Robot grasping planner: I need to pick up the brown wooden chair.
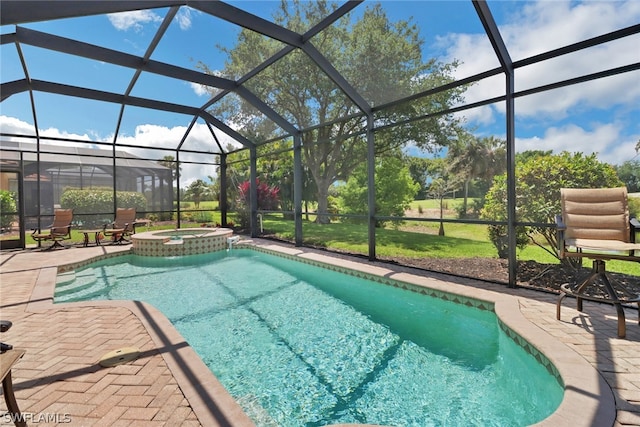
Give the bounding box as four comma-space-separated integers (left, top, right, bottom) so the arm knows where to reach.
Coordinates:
31, 209, 73, 250
556, 187, 640, 338
103, 208, 136, 244
1, 320, 26, 427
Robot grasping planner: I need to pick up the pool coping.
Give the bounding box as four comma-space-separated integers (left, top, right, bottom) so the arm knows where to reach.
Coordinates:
27, 239, 616, 427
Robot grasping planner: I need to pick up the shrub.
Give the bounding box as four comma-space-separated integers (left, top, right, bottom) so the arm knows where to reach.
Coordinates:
482, 152, 622, 259
60, 187, 147, 227
0, 190, 17, 230
235, 180, 280, 229
628, 196, 640, 218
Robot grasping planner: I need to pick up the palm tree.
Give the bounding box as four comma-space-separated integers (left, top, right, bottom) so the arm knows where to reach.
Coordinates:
184, 179, 211, 209
158, 155, 181, 181
448, 134, 506, 217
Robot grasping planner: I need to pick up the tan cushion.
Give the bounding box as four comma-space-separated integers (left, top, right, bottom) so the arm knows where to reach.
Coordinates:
561, 187, 630, 242
566, 238, 640, 252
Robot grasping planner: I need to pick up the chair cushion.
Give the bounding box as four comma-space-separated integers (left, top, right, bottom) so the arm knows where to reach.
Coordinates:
561, 187, 630, 242
566, 238, 640, 252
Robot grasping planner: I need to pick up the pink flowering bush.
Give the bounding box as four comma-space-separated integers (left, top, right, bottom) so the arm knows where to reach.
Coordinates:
236, 180, 279, 229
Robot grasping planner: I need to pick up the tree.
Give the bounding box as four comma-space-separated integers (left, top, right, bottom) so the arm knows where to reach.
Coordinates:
448, 133, 506, 217
614, 160, 640, 193
406, 156, 431, 200
482, 151, 623, 260
426, 158, 463, 236
0, 190, 17, 231
202, 1, 464, 223
184, 179, 211, 209
339, 154, 418, 227
158, 155, 180, 181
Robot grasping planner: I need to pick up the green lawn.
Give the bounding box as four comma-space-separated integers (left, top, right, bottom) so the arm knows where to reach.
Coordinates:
261, 214, 640, 277
14, 200, 639, 278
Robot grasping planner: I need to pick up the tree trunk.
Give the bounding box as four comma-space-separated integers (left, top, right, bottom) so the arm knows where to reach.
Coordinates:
315, 182, 331, 224
462, 179, 469, 219
438, 196, 445, 236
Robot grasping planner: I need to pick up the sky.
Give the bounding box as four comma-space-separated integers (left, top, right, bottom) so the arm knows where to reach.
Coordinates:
1, 0, 639, 186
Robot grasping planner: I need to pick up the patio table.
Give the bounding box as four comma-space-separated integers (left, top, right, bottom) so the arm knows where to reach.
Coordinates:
78, 229, 103, 247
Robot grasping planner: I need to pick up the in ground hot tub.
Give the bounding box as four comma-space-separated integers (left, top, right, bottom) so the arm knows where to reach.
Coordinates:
132, 228, 235, 256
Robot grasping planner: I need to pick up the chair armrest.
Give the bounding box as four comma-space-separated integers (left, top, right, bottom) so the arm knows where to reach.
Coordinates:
631, 217, 640, 243
555, 214, 567, 258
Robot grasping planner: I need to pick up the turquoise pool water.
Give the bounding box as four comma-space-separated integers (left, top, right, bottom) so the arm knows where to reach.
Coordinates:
55, 249, 563, 426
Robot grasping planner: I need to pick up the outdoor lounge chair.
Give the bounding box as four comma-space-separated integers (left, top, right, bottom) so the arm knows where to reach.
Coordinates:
103, 208, 136, 244
555, 187, 640, 338
31, 209, 73, 250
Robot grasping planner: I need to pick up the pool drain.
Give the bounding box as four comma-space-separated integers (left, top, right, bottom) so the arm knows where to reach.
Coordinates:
99, 347, 141, 367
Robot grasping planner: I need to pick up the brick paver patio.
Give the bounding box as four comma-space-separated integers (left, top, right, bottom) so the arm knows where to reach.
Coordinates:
1, 242, 639, 426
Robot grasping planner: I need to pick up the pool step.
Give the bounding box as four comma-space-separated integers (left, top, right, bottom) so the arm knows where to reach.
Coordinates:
55, 268, 103, 301
55, 282, 107, 302
163, 237, 184, 245
236, 395, 277, 427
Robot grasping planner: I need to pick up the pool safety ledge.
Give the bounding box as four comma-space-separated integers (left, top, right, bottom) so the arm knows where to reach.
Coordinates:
131, 227, 234, 256
38, 240, 616, 427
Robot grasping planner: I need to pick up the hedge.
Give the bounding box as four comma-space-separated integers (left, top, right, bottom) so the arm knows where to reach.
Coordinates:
60, 187, 147, 227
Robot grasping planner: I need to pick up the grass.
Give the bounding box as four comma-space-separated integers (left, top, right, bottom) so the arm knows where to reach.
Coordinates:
261, 214, 640, 277
10, 199, 639, 278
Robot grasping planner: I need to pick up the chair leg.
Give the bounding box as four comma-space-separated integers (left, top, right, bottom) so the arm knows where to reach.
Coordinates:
556, 291, 567, 320
44, 239, 65, 251
574, 268, 599, 313
2, 371, 26, 427
560, 259, 631, 339
614, 303, 626, 339
600, 267, 627, 338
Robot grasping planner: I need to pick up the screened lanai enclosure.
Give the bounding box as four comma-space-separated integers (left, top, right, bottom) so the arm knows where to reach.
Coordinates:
1, 1, 639, 286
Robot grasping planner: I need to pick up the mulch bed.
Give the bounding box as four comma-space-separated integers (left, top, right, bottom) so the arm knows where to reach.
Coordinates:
382, 255, 640, 297
251, 234, 640, 298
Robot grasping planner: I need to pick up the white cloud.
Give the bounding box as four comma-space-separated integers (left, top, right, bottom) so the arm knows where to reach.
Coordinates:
0, 116, 246, 186
189, 82, 210, 97
107, 10, 163, 32
0, 115, 35, 136
515, 122, 638, 165
105, 123, 243, 186
0, 115, 102, 148
440, 0, 640, 120
176, 8, 194, 30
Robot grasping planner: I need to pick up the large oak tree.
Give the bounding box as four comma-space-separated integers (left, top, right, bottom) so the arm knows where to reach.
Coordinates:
202, 1, 464, 222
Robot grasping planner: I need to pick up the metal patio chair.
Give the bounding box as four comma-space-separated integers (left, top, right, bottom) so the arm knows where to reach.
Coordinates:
31, 208, 73, 250
103, 208, 136, 244
556, 187, 640, 338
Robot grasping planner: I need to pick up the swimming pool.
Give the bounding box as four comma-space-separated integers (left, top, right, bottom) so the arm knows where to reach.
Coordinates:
55, 249, 563, 426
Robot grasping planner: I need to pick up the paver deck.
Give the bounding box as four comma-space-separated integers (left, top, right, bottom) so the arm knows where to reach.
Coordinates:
1, 241, 639, 426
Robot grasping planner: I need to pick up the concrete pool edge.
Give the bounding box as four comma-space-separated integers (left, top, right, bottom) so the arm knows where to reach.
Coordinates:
31, 240, 615, 427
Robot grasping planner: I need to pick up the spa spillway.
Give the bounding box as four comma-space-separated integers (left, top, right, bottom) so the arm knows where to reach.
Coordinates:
132, 228, 235, 256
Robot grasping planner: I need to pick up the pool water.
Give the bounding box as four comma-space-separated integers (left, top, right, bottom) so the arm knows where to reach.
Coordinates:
55, 249, 563, 426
